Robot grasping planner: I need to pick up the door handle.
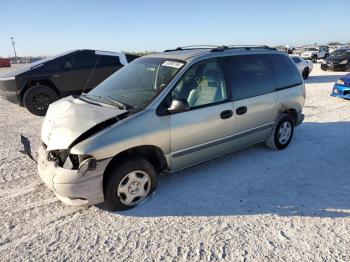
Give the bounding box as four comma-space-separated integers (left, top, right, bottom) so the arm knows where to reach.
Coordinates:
236, 106, 247, 115
220, 110, 233, 119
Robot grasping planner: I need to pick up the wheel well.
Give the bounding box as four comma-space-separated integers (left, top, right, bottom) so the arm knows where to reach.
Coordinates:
283, 108, 297, 125
102, 145, 168, 188
21, 80, 60, 105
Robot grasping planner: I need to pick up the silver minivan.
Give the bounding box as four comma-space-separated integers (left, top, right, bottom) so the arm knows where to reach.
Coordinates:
38, 46, 305, 211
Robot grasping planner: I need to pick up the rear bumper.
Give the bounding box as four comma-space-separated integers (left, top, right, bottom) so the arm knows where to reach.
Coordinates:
331, 84, 350, 100
37, 146, 111, 206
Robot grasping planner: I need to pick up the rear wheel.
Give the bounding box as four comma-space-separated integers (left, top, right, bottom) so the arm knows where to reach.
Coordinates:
312, 56, 317, 63
302, 67, 310, 79
265, 114, 294, 150
23, 85, 59, 116
104, 157, 157, 211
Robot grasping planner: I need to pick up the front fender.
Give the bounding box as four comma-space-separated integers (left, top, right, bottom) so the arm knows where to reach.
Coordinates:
70, 109, 171, 161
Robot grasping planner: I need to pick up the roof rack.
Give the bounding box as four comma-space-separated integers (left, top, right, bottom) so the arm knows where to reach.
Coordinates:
211, 45, 277, 52
164, 45, 277, 53
164, 45, 220, 52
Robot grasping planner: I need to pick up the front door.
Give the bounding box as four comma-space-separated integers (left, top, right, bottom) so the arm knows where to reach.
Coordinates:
169, 59, 235, 171
61, 50, 97, 96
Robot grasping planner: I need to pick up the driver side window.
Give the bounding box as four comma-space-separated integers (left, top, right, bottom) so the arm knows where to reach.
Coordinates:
171, 59, 227, 108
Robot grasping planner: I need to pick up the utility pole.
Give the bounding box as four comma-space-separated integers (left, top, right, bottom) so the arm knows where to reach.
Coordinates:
10, 37, 17, 62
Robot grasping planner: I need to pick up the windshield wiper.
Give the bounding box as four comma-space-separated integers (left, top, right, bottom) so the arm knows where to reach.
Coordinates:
104, 96, 128, 110
81, 93, 101, 99
80, 93, 131, 110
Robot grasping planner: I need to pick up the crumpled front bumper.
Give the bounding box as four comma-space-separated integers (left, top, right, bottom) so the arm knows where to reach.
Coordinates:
37, 146, 111, 206
331, 84, 350, 100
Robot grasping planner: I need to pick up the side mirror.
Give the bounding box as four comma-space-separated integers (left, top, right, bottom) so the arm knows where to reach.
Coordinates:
167, 98, 189, 114
63, 61, 73, 70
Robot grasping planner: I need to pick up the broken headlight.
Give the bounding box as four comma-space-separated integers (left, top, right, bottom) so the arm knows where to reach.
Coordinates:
64, 153, 96, 175
77, 158, 97, 176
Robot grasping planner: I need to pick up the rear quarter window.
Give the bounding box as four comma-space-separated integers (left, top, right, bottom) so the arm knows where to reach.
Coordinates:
221, 54, 275, 101
269, 54, 302, 90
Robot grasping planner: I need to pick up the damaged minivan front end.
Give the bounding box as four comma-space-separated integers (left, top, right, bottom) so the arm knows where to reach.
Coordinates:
38, 95, 130, 206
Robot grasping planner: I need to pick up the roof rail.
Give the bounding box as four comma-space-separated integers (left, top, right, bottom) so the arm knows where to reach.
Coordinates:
164, 45, 220, 52
164, 45, 277, 53
211, 45, 277, 52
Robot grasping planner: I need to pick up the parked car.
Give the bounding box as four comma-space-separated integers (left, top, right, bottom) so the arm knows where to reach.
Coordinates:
301, 46, 329, 62
38, 45, 305, 211
0, 50, 139, 116
321, 48, 350, 71
291, 56, 313, 79
0, 58, 11, 67
331, 74, 350, 99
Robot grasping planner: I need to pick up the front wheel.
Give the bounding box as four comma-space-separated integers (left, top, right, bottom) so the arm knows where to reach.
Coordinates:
23, 85, 59, 116
265, 114, 294, 150
104, 157, 157, 211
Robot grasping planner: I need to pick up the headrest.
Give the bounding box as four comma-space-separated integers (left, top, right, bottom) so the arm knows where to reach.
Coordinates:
203, 70, 219, 87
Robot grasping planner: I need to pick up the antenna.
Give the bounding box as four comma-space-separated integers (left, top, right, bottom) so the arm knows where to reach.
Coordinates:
10, 37, 17, 62
81, 55, 101, 94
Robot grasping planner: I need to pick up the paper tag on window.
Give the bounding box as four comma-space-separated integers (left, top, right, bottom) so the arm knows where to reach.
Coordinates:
162, 61, 184, 68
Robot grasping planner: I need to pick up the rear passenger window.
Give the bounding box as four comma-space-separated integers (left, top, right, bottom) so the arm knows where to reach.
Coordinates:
269, 54, 302, 90
98, 55, 121, 66
221, 55, 274, 100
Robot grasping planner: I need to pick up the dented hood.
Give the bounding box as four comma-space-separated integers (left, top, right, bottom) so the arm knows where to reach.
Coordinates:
41, 96, 126, 151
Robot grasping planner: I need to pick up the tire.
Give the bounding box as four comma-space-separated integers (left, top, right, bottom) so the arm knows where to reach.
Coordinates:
302, 67, 310, 79
23, 85, 59, 116
104, 157, 157, 211
265, 114, 294, 150
312, 56, 317, 63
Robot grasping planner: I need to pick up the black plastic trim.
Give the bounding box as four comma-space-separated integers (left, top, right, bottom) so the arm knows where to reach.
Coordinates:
275, 82, 302, 91
69, 112, 130, 149
172, 124, 273, 158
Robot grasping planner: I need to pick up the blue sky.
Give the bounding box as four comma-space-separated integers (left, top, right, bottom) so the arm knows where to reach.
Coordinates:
1, 0, 349, 57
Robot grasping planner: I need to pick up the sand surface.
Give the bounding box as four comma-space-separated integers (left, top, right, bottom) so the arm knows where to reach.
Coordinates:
0, 63, 349, 261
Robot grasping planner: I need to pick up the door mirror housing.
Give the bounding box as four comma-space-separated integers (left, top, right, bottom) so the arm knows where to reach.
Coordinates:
63, 61, 73, 70
167, 98, 190, 114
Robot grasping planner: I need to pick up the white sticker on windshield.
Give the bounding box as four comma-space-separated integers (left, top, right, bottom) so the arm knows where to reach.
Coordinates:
162, 61, 184, 68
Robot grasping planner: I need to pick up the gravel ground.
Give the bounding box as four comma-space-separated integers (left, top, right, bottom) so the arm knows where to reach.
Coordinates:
0, 63, 349, 261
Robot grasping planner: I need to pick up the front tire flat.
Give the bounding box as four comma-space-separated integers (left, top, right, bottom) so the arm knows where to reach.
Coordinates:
104, 157, 157, 211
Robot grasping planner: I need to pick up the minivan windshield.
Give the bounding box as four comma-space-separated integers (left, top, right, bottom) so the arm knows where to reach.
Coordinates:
330, 49, 350, 59
85, 57, 185, 110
